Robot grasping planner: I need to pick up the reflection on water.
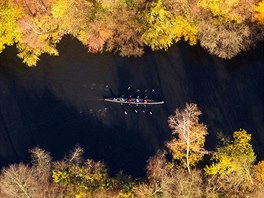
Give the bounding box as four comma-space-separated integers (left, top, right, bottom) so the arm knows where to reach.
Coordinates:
0, 37, 263, 177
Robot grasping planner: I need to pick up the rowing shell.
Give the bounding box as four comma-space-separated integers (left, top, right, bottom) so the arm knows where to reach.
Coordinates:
105, 98, 164, 105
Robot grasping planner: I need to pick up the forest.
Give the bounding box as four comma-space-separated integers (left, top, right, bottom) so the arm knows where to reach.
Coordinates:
1, 0, 264, 66
0, 103, 263, 198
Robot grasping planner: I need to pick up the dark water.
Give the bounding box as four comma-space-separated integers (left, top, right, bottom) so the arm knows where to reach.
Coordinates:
0, 36, 263, 177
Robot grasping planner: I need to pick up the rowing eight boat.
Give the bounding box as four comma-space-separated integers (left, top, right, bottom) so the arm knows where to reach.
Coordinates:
105, 98, 164, 105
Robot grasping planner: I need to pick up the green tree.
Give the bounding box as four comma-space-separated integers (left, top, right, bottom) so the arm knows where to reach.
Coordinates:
166, 103, 208, 174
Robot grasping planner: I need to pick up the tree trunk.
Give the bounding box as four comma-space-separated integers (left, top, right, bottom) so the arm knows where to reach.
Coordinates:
186, 139, 191, 174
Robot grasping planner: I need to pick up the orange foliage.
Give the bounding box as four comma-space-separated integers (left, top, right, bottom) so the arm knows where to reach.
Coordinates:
254, 0, 264, 24
9, 0, 53, 16
255, 160, 264, 183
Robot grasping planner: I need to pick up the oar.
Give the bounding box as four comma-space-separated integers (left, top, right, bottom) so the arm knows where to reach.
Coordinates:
121, 86, 131, 98
144, 89, 155, 99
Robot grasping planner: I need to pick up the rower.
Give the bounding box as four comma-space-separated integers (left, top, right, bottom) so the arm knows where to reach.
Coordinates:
128, 98, 133, 102
144, 99, 148, 103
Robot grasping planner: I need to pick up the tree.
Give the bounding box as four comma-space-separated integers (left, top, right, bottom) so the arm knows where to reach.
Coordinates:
9, 0, 53, 16
0, 1, 23, 53
198, 0, 257, 23
0, 147, 56, 198
30, 147, 52, 182
139, 0, 176, 50
52, 146, 110, 197
52, 0, 113, 53
254, 160, 264, 183
166, 103, 208, 174
139, 0, 197, 51
134, 150, 203, 198
163, 0, 200, 45
254, 0, 264, 25
105, 0, 144, 57
0, 164, 39, 198
196, 0, 258, 59
205, 129, 256, 197
197, 15, 253, 59
15, 15, 61, 66
5, 0, 63, 66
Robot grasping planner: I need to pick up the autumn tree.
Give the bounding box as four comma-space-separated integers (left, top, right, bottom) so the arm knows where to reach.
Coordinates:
134, 150, 203, 198
205, 129, 256, 197
254, 0, 264, 24
198, 0, 257, 23
0, 163, 40, 198
255, 160, 264, 183
6, 0, 63, 66
15, 15, 61, 66
197, 16, 254, 59
162, 0, 199, 45
248, 160, 264, 197
52, 146, 112, 197
196, 0, 259, 59
0, 148, 57, 198
30, 147, 52, 182
0, 1, 23, 53
9, 0, 53, 16
139, 0, 197, 51
166, 103, 207, 174
104, 0, 144, 57
52, 0, 113, 53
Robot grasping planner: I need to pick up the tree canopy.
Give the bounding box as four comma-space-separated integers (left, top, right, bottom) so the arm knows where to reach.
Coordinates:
1, 0, 264, 66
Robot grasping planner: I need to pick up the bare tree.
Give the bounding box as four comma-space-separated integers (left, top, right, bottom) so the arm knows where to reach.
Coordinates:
134, 150, 203, 198
166, 103, 207, 174
0, 164, 38, 198
30, 147, 52, 182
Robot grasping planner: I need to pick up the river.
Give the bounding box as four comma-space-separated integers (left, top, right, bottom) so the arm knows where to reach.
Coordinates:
0, 36, 263, 177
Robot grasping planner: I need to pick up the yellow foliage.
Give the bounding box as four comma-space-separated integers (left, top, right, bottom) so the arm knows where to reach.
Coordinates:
17, 42, 58, 67
0, 2, 23, 53
174, 16, 197, 45
52, 159, 109, 196
254, 0, 264, 25
205, 129, 255, 179
51, 0, 93, 37
198, 0, 247, 23
52, 170, 71, 183
51, 0, 68, 18
166, 103, 207, 172
140, 0, 176, 50
140, 0, 197, 51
